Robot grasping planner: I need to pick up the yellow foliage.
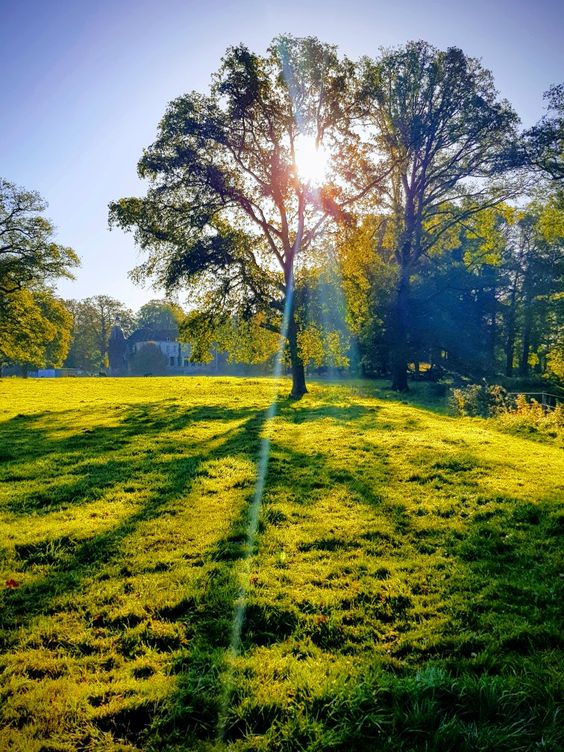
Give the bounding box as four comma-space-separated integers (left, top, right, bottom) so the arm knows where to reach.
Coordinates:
0, 289, 72, 367
538, 198, 564, 242
297, 326, 349, 368
297, 326, 325, 367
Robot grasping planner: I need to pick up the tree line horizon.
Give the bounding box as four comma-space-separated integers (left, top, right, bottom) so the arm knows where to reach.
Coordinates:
1, 36, 562, 393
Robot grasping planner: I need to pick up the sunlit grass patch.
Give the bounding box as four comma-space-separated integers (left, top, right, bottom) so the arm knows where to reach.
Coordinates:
0, 376, 562, 750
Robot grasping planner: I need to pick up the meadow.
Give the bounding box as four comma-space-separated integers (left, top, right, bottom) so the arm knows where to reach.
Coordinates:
0, 376, 562, 751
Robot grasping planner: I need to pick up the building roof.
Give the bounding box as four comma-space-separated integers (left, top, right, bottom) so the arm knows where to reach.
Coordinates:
109, 325, 125, 342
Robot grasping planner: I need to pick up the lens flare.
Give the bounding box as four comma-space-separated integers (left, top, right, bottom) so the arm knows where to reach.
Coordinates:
294, 134, 330, 186
216, 277, 296, 741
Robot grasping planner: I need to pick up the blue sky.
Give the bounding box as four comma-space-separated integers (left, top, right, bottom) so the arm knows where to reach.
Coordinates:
1, 0, 562, 311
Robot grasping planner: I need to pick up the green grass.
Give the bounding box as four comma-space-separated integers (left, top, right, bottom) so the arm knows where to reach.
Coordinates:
0, 376, 562, 751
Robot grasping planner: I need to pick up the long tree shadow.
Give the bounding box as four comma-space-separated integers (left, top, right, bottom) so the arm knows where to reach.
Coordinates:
1, 395, 562, 751
141, 404, 396, 747
0, 402, 271, 628
1, 398, 286, 748
154, 421, 563, 749
0, 403, 262, 516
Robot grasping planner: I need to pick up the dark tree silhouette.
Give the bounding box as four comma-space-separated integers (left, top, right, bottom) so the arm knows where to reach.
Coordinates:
361, 41, 520, 390
109, 36, 382, 398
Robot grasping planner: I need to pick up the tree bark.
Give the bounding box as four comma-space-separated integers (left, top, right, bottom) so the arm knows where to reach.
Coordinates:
519, 303, 533, 377
488, 277, 497, 370
504, 315, 515, 377
519, 270, 533, 378
391, 270, 410, 391
287, 309, 307, 399
504, 275, 519, 377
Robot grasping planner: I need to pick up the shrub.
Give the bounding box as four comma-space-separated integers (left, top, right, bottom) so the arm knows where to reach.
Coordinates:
129, 343, 168, 375
449, 385, 562, 439
494, 394, 563, 437
449, 384, 489, 417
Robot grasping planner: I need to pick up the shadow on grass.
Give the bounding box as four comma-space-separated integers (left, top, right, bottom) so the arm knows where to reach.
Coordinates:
0, 403, 268, 749
0, 406, 274, 640
1, 404, 263, 515
325, 378, 451, 416
0, 394, 562, 751
148, 421, 563, 750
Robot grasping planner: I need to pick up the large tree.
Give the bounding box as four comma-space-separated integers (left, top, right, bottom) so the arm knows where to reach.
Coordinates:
109, 36, 381, 397
510, 199, 564, 379
0, 289, 72, 372
360, 41, 520, 390
136, 299, 185, 332
523, 84, 564, 182
64, 295, 134, 371
0, 178, 79, 297
0, 179, 78, 373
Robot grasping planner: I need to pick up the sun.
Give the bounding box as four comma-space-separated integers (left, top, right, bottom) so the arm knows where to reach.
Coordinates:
293, 134, 330, 186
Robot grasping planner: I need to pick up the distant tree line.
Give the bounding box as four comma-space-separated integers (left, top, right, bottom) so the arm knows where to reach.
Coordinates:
0, 275, 186, 375
62, 297, 184, 372
339, 196, 563, 385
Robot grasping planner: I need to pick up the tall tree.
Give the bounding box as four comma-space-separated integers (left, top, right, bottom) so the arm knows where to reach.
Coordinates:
404, 209, 509, 379
0, 289, 72, 372
513, 200, 564, 378
360, 41, 520, 390
0, 178, 79, 297
0, 178, 78, 373
86, 295, 135, 361
136, 299, 185, 332
109, 36, 381, 397
523, 84, 564, 182
64, 296, 134, 371
336, 216, 397, 376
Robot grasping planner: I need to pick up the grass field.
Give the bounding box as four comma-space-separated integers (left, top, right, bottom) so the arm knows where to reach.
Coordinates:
0, 376, 562, 751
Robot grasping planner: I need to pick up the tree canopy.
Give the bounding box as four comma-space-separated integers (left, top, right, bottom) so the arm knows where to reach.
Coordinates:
523, 84, 564, 182
109, 38, 536, 393
136, 299, 185, 332
109, 35, 384, 397
0, 179, 78, 372
64, 296, 135, 371
0, 289, 72, 370
359, 41, 520, 389
0, 179, 79, 297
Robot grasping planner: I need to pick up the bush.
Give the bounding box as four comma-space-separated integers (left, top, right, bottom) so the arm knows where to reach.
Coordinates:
450, 385, 563, 439
494, 394, 563, 438
449, 384, 490, 417
129, 343, 168, 375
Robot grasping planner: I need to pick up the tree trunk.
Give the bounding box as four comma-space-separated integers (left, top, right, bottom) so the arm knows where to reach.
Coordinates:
504, 278, 518, 377
391, 271, 409, 391
287, 310, 307, 399
504, 317, 515, 377
519, 305, 533, 377
519, 270, 533, 378
488, 279, 497, 370
505, 329, 515, 377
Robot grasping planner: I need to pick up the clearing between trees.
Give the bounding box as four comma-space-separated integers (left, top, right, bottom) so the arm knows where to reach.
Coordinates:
0, 377, 562, 751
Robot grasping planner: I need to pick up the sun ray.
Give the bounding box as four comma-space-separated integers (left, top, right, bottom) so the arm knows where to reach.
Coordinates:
294, 134, 330, 186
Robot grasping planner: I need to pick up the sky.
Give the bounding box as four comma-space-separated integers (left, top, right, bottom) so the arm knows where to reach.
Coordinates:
1, 0, 563, 311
